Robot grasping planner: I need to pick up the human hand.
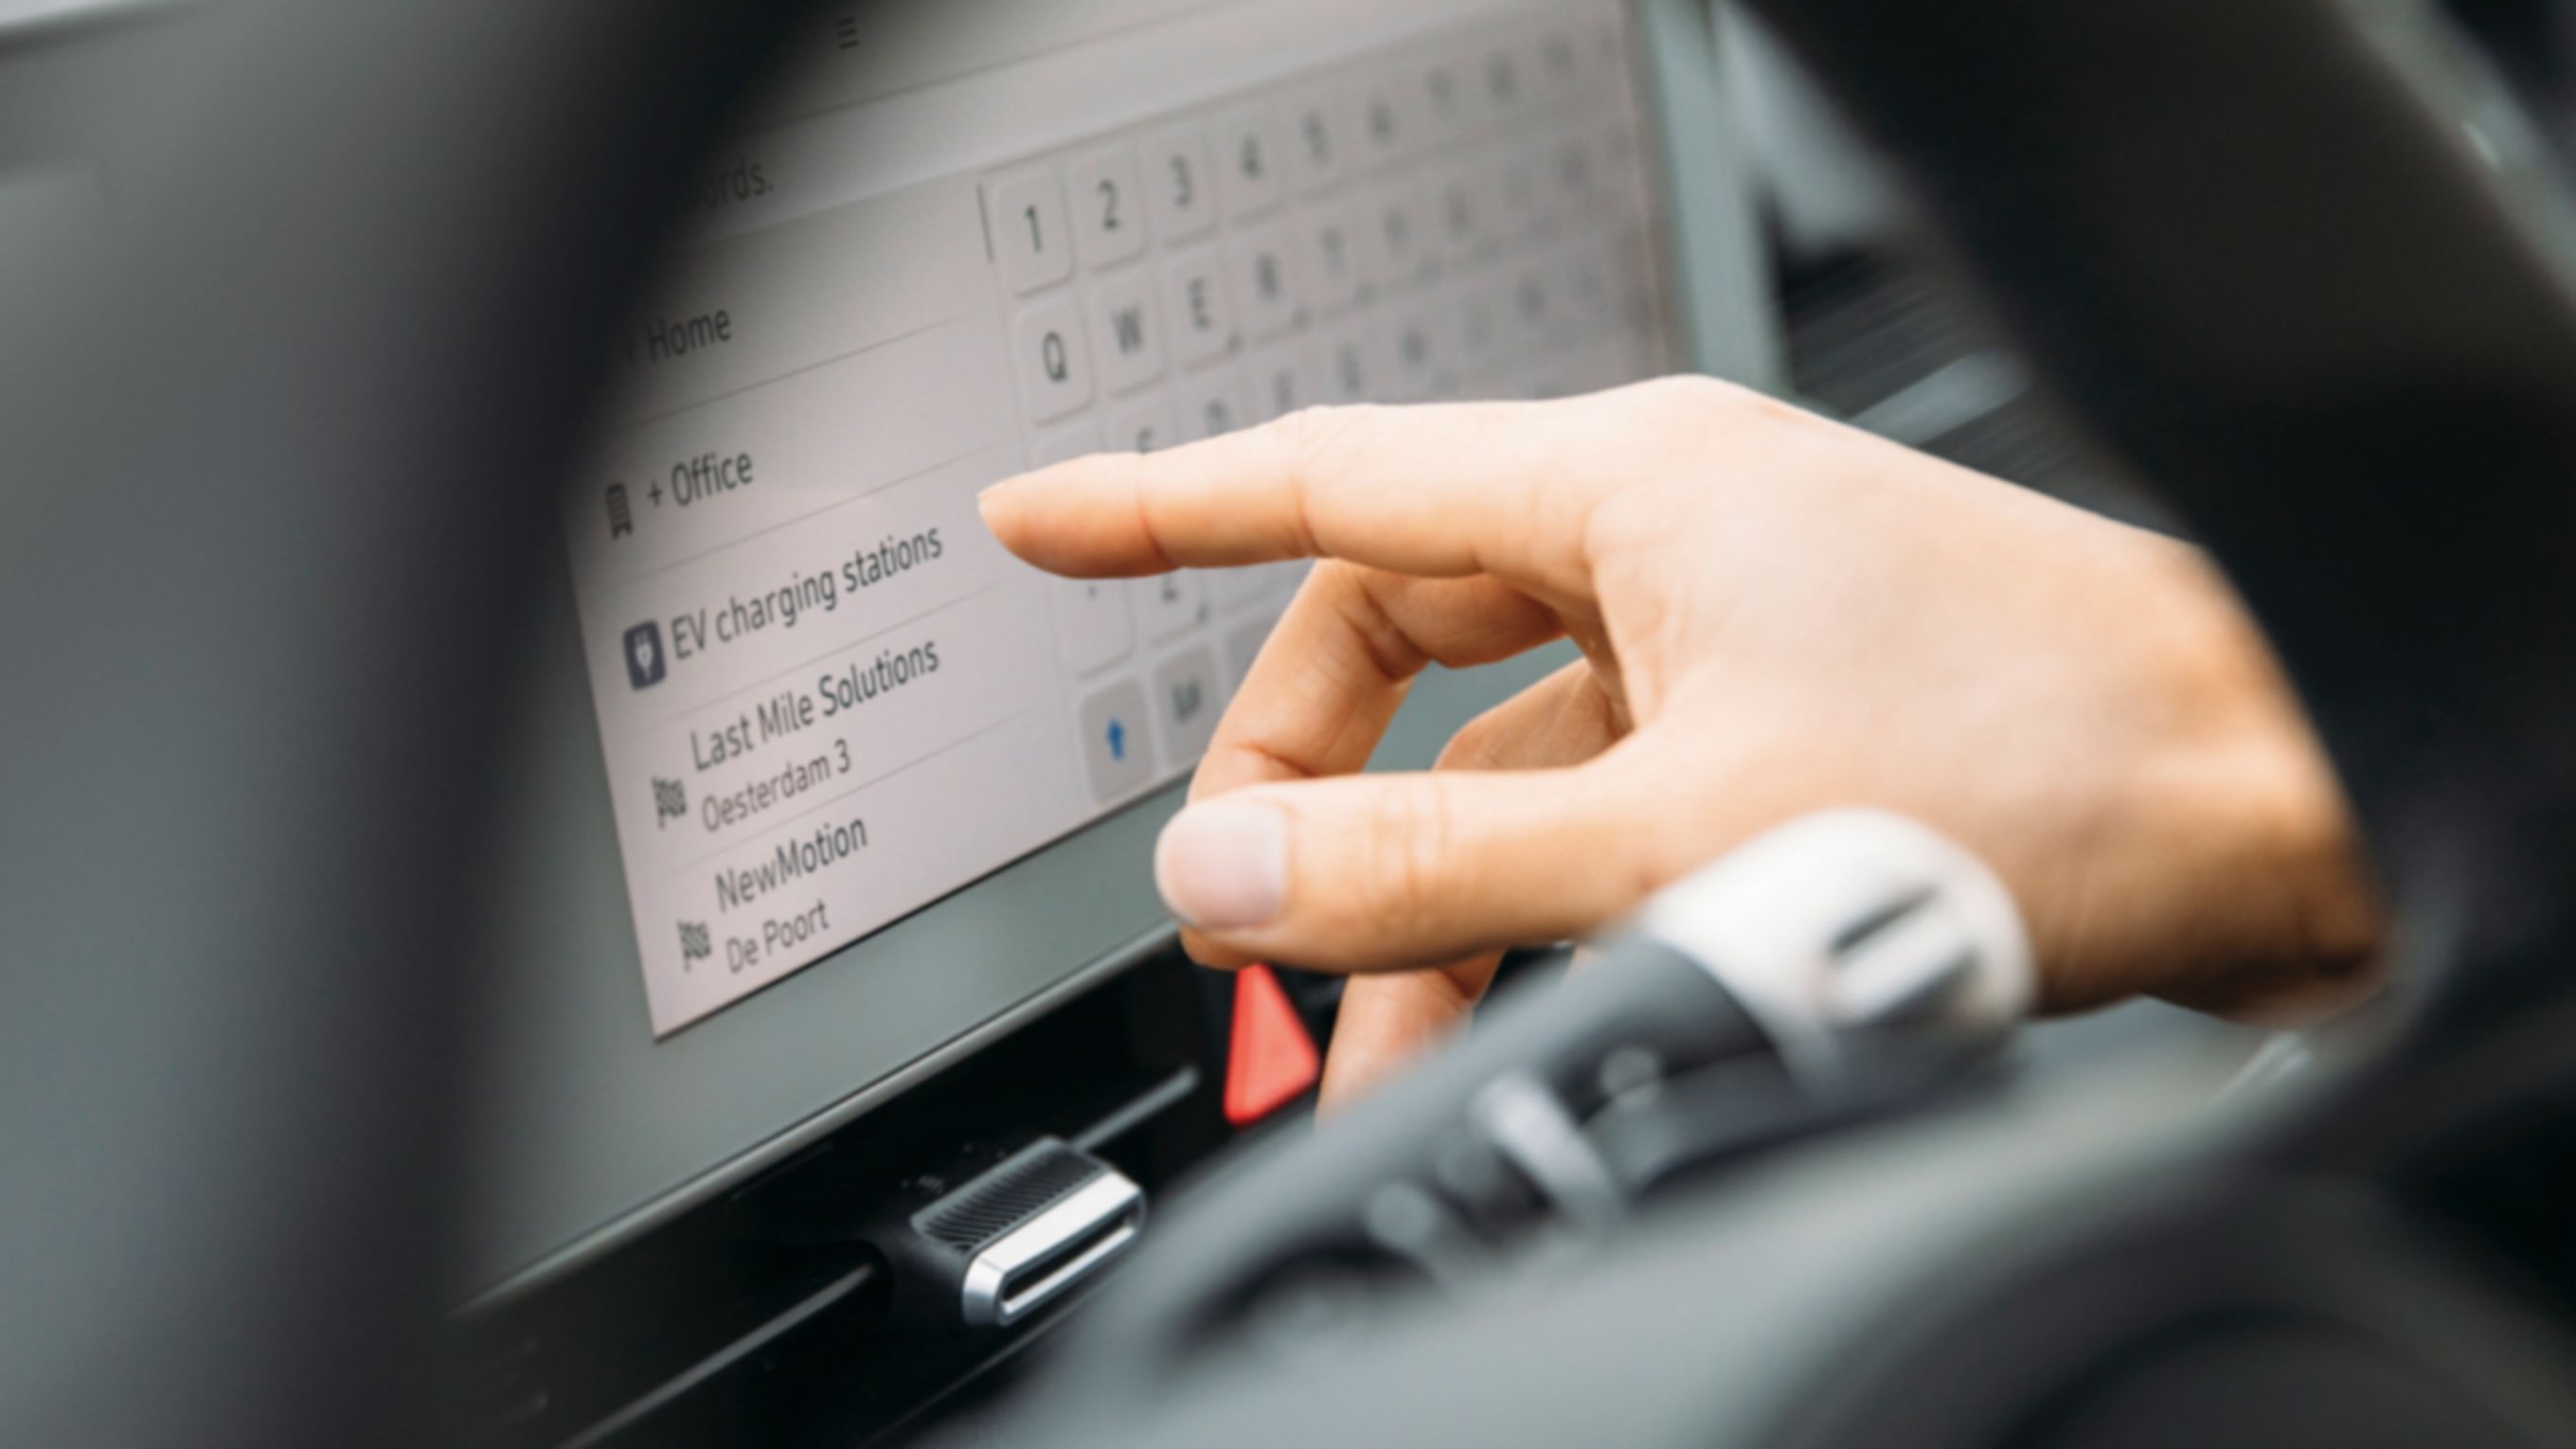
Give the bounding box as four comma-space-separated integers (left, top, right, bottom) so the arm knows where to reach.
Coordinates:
979, 378, 2383, 1103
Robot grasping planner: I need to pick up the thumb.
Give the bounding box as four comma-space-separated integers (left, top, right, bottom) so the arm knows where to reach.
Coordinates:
1152, 752, 1675, 973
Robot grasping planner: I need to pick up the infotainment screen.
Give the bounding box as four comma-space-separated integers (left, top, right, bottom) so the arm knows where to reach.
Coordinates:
461, 0, 1764, 1295
564, 0, 1680, 1038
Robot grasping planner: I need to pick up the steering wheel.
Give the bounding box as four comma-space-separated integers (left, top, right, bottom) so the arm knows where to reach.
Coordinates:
7, 2, 2576, 1446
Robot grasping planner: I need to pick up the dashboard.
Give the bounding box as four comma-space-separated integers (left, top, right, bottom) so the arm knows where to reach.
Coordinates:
19, 4, 2576, 1449
456, 0, 1768, 1315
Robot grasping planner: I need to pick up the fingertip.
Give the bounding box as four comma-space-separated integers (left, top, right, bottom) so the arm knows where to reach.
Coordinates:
980, 455, 1164, 578
1155, 798, 1290, 931
975, 474, 1033, 546
977, 456, 1058, 501
1175, 927, 1261, 972
977, 468, 1100, 573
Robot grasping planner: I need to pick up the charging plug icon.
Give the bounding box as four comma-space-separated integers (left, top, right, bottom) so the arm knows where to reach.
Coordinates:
625, 621, 668, 690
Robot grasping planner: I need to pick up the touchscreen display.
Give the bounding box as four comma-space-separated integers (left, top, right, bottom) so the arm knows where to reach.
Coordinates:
561, 0, 1675, 1037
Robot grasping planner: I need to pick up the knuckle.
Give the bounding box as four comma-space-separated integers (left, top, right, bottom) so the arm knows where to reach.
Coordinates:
1336, 570, 1429, 684
1618, 372, 1787, 436
1268, 403, 1368, 480
1626, 372, 1736, 418
1356, 778, 1460, 941
1261, 403, 1371, 552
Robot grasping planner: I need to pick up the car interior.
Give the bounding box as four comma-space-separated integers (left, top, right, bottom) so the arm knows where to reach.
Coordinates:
9, 1, 2576, 1446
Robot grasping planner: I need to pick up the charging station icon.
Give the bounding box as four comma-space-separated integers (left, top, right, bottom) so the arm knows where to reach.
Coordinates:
624, 621, 668, 690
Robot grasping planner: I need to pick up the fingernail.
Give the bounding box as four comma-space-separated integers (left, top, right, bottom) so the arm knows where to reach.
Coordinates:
1155, 800, 1289, 930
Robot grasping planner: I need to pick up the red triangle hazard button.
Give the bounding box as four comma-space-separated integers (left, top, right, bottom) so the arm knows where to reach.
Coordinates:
1224, 964, 1320, 1127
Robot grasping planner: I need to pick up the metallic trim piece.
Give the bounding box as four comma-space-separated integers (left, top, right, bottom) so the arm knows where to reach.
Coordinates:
959, 1170, 1147, 1328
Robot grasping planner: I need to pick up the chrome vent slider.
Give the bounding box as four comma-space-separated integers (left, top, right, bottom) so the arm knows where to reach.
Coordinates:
878, 1137, 1146, 1330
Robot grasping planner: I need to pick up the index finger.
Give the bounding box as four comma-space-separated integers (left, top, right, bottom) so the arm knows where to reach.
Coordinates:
977, 385, 1675, 597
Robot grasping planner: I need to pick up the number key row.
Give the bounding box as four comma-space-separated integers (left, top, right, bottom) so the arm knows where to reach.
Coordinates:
984, 10, 1638, 297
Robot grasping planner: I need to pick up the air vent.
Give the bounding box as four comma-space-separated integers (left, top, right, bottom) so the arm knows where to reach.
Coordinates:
912, 1140, 1106, 1254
